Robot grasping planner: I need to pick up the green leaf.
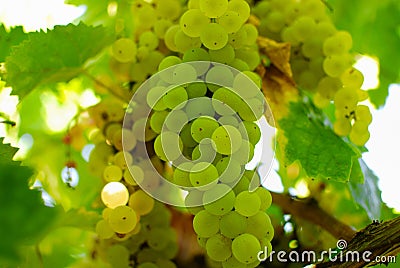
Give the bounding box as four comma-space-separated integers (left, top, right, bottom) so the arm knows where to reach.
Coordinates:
329, 0, 400, 107
349, 159, 382, 220
0, 24, 28, 62
5, 22, 113, 99
0, 143, 57, 262
279, 101, 360, 182
0, 137, 19, 165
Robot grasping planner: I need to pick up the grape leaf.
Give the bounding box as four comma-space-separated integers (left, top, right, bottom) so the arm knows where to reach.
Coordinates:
0, 24, 28, 62
5, 22, 113, 99
278, 101, 360, 182
330, 0, 400, 107
349, 159, 382, 220
0, 143, 57, 262
0, 137, 19, 165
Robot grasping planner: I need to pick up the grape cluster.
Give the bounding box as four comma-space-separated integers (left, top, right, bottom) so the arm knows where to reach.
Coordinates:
164, 0, 260, 71
253, 0, 372, 146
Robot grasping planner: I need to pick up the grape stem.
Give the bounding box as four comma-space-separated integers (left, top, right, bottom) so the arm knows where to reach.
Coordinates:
82, 69, 128, 102
271, 191, 356, 241
0, 120, 16, 127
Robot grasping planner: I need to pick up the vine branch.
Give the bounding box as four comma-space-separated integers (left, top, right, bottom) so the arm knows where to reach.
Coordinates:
271, 192, 357, 242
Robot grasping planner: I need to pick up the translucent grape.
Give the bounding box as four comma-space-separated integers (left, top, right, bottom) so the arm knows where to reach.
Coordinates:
219, 11, 243, 33
96, 219, 114, 239
186, 82, 208, 98
219, 211, 247, 238
112, 38, 137, 63
203, 183, 236, 215
180, 9, 209, 37
234, 191, 261, 217
150, 110, 169, 134
180, 123, 198, 148
255, 187, 272, 211
191, 116, 220, 143
209, 44, 235, 65
107, 244, 130, 268
155, 0, 182, 20
341, 67, 364, 89
216, 157, 242, 183
193, 210, 220, 237
103, 165, 123, 182
227, 0, 250, 23
231, 233, 261, 264
129, 190, 155, 215
355, 105, 372, 124
164, 25, 180, 52
323, 55, 352, 78
228, 27, 248, 49
192, 138, 217, 163
174, 30, 202, 53
211, 125, 243, 155
206, 234, 232, 261
147, 227, 170, 250
173, 162, 193, 187
165, 109, 188, 133
222, 256, 247, 268
323, 31, 353, 56
200, 23, 229, 50
235, 47, 260, 70
101, 181, 129, 209
238, 121, 261, 146
154, 19, 173, 39
108, 205, 137, 234
246, 211, 273, 239
185, 97, 215, 118
334, 88, 359, 111
139, 31, 159, 50
163, 86, 188, 109
147, 86, 167, 111
154, 131, 183, 161
172, 63, 198, 84
333, 119, 351, 136
199, 0, 228, 18
190, 162, 219, 188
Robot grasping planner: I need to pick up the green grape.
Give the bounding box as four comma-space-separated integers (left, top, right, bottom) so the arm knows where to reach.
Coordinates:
174, 29, 202, 53
150, 110, 169, 134
154, 19, 173, 39
203, 183, 236, 215
206, 234, 232, 261
301, 36, 323, 58
129, 189, 155, 216
316, 76, 342, 99
222, 256, 247, 268
103, 165, 123, 182
164, 25, 180, 52
238, 121, 261, 146
185, 97, 215, 118
209, 44, 235, 65
147, 227, 170, 250
255, 187, 272, 211
155, 0, 182, 20
333, 118, 351, 136
141, 50, 164, 75
219, 211, 247, 238
231, 233, 261, 264
291, 16, 317, 41
180, 9, 209, 37
191, 116, 220, 143
228, 27, 248, 49
315, 21, 337, 40
113, 151, 133, 170
155, 259, 177, 268
108, 205, 138, 234
139, 31, 159, 50
323, 31, 352, 56
112, 38, 137, 63
132, 118, 157, 142
243, 24, 258, 46
232, 71, 261, 99
197, 236, 208, 248
182, 48, 211, 76
246, 211, 274, 240
206, 65, 234, 91
212, 87, 243, 114
124, 165, 142, 186
199, 0, 228, 18
136, 248, 160, 264
185, 189, 204, 214
235, 47, 260, 70
147, 86, 167, 111
190, 162, 219, 188
219, 11, 243, 33
264, 11, 285, 33
211, 125, 243, 155
334, 88, 359, 111
231, 175, 249, 195
193, 210, 220, 237
107, 244, 130, 268
355, 105, 372, 124
95, 219, 114, 239
218, 115, 239, 127
101, 181, 129, 209
136, 5, 157, 30
216, 157, 242, 183
349, 128, 370, 146
173, 162, 193, 187
200, 23, 229, 50
192, 138, 217, 163
341, 67, 364, 89
172, 63, 198, 84
188, 0, 200, 9
231, 139, 254, 165
253, 1, 270, 18
234, 191, 261, 217
163, 86, 188, 109
227, 0, 250, 23
186, 82, 208, 98
154, 131, 183, 161
323, 55, 352, 78
180, 122, 198, 147
230, 58, 250, 72
158, 55, 182, 83
165, 109, 188, 133
137, 44, 150, 61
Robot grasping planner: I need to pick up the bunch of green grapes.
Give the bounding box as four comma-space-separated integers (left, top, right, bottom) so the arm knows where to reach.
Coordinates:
164, 0, 260, 71
253, 0, 372, 146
